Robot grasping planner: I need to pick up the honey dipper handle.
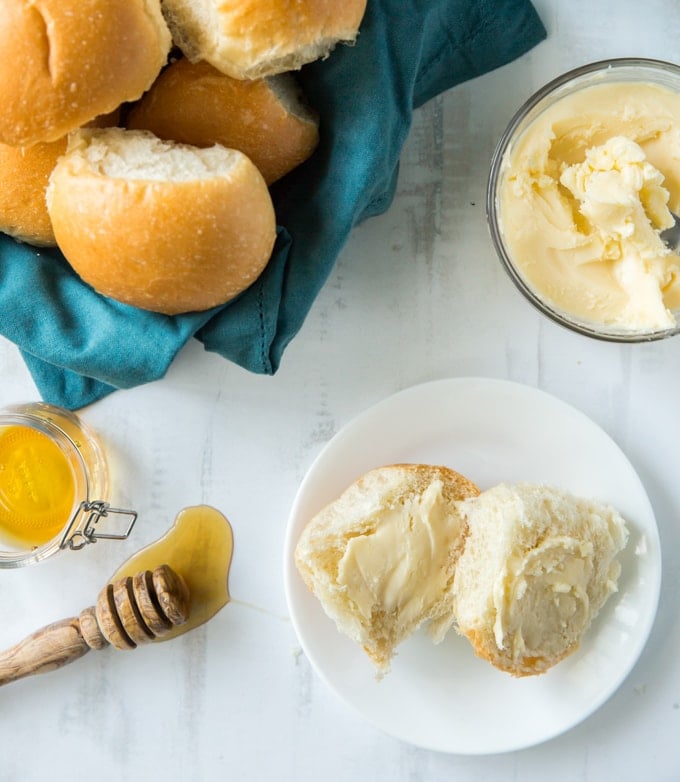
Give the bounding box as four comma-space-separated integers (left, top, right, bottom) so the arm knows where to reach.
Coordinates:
0, 617, 91, 686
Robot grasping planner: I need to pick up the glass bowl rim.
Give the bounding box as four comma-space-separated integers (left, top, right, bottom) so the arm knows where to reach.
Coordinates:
486, 56, 680, 343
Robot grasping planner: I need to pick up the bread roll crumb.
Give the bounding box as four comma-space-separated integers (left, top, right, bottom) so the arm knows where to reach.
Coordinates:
452, 483, 629, 676
295, 464, 480, 674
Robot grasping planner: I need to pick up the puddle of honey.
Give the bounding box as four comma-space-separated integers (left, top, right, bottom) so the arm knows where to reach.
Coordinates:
109, 505, 234, 641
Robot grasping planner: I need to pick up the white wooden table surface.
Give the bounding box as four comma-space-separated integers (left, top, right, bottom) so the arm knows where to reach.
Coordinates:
0, 1, 678, 779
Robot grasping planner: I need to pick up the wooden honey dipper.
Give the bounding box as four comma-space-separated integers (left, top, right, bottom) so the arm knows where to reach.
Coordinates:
0, 564, 190, 686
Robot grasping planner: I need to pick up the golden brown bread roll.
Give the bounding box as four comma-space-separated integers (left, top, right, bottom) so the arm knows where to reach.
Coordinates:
0, 111, 121, 247
161, 0, 368, 80
46, 128, 277, 315
0, 137, 65, 247
0, 0, 171, 146
127, 58, 319, 185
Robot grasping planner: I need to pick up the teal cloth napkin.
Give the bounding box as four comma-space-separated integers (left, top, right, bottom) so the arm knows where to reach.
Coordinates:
1, 0, 546, 409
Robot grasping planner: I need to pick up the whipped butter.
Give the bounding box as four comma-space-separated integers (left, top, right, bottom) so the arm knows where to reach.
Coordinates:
337, 480, 462, 633
498, 80, 680, 332
453, 483, 628, 675
493, 536, 597, 659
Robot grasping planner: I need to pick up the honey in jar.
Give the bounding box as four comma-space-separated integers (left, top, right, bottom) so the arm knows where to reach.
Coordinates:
0, 423, 77, 549
0, 402, 132, 568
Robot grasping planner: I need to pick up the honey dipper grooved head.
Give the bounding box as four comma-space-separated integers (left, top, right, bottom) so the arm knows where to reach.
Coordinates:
95, 564, 191, 651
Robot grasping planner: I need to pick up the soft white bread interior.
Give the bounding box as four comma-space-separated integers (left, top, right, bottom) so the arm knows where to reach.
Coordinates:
127, 58, 319, 184
46, 127, 277, 315
0, 0, 171, 147
161, 0, 368, 80
452, 483, 629, 677
295, 464, 480, 674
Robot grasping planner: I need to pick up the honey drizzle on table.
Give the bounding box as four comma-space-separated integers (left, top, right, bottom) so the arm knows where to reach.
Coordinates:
109, 505, 234, 640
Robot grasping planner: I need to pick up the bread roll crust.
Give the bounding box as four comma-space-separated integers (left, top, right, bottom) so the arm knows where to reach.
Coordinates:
0, 0, 171, 146
162, 0, 368, 79
295, 464, 480, 673
0, 138, 65, 246
127, 58, 319, 184
47, 128, 277, 315
0, 110, 121, 247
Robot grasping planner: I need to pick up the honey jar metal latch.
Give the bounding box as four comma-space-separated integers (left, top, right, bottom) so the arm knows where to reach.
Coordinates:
60, 501, 138, 551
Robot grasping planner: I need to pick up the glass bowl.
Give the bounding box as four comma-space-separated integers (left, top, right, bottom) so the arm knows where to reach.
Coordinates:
487, 58, 680, 342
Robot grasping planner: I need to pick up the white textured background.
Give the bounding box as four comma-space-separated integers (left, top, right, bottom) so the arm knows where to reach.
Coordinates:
0, 1, 679, 779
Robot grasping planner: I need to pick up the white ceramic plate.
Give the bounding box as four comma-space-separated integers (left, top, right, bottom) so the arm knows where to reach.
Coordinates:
283, 378, 661, 754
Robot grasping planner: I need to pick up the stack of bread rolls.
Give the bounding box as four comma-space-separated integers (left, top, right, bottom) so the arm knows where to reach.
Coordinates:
0, 0, 367, 314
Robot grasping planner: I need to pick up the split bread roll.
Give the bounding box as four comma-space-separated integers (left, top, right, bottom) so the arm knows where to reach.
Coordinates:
127, 58, 319, 185
452, 483, 629, 677
161, 0, 368, 80
295, 464, 481, 674
46, 128, 277, 315
0, 0, 171, 147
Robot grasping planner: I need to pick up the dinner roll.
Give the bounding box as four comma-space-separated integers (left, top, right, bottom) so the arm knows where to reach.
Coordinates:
0, 137, 66, 246
127, 58, 319, 185
0, 0, 171, 146
452, 483, 629, 677
0, 111, 121, 247
161, 0, 368, 80
295, 464, 480, 674
46, 128, 277, 315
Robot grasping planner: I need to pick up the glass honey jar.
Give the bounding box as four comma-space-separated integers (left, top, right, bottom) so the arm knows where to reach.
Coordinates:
0, 402, 136, 567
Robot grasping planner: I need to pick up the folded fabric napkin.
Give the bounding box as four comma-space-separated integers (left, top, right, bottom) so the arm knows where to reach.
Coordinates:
0, 0, 546, 410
